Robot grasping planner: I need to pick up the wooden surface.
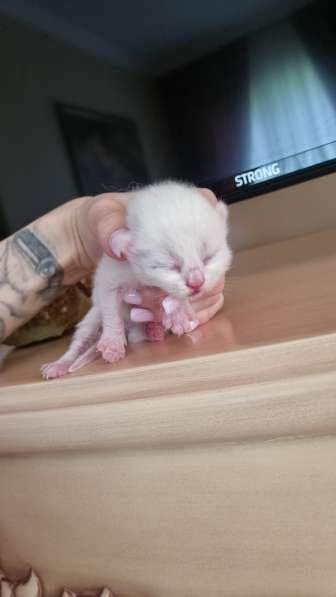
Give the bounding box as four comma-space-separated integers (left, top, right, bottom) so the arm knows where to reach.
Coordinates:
0, 228, 336, 452
1, 229, 336, 597
1, 437, 336, 597
1, 227, 335, 390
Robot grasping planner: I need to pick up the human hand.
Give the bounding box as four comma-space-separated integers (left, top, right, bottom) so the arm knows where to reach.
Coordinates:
122, 277, 225, 330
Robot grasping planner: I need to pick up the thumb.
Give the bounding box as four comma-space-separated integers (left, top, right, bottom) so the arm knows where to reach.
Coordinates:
88, 193, 128, 259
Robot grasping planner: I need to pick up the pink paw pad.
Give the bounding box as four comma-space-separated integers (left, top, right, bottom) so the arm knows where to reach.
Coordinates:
162, 299, 198, 336
97, 336, 126, 363
145, 322, 165, 342
41, 361, 71, 380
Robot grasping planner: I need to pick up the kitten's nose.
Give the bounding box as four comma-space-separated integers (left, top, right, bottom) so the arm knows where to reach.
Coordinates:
186, 269, 205, 291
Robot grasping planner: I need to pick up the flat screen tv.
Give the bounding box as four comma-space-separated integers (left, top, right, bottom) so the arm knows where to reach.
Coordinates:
159, 1, 336, 203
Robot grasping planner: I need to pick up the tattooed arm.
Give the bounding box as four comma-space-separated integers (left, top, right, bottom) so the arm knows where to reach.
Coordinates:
0, 198, 90, 342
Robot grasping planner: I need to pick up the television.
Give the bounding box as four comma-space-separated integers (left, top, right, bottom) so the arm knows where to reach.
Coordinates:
159, 1, 336, 203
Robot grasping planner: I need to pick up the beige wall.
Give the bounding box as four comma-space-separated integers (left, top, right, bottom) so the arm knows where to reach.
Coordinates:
229, 171, 336, 251
0, 16, 175, 233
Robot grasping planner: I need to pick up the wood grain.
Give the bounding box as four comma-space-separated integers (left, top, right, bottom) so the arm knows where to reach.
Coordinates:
1, 438, 336, 597
0, 229, 336, 596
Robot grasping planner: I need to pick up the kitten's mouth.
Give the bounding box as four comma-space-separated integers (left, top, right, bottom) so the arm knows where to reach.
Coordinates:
187, 287, 204, 297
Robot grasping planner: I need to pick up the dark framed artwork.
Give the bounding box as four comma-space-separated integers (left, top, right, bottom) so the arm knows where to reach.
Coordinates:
55, 103, 149, 195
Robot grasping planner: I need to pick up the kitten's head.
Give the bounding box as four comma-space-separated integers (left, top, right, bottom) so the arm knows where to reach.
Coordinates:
116, 182, 232, 299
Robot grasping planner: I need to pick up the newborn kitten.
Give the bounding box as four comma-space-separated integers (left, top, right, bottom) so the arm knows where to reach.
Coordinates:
41, 181, 232, 379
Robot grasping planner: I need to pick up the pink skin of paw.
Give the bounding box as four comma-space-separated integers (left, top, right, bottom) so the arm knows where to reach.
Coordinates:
162, 297, 198, 336
97, 333, 126, 363
41, 361, 72, 380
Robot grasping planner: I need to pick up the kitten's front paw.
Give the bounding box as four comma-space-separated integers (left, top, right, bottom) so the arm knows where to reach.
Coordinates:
41, 360, 72, 379
97, 334, 126, 363
162, 298, 198, 336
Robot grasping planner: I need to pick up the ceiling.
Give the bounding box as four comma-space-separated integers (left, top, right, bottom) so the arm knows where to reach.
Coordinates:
0, 0, 315, 74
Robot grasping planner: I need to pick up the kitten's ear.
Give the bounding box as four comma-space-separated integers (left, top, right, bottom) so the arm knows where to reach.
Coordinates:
216, 201, 229, 224
110, 228, 131, 258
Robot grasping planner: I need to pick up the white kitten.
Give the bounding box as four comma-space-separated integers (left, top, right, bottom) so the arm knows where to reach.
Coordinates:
41, 181, 231, 379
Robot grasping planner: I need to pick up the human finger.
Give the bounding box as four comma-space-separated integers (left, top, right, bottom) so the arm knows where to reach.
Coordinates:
195, 293, 225, 326
87, 193, 129, 259
123, 286, 165, 322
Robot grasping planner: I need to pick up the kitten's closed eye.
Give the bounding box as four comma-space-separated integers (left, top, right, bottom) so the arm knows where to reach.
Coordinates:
150, 261, 181, 272
203, 253, 215, 265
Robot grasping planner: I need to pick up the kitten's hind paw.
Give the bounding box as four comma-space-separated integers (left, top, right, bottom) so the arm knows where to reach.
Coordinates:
97, 335, 126, 363
145, 322, 165, 342
41, 360, 72, 380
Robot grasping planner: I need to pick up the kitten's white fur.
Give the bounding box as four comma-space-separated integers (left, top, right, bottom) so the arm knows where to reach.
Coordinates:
41, 181, 232, 379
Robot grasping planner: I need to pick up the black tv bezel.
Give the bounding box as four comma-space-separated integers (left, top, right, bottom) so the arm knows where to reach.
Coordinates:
209, 156, 336, 204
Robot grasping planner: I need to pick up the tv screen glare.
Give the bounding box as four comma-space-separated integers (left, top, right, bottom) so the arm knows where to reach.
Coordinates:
160, 1, 336, 203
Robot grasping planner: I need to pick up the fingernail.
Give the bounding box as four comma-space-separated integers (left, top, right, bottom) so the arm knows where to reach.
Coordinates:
124, 290, 142, 305
110, 230, 126, 257
130, 308, 154, 323
187, 320, 199, 332
162, 296, 179, 315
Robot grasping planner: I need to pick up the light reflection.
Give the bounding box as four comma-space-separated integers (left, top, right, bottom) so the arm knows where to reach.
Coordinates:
248, 22, 336, 172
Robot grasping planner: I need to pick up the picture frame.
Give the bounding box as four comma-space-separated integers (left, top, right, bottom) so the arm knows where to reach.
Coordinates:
55, 103, 149, 196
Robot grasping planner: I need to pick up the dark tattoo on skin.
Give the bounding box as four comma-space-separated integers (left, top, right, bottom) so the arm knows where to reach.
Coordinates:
0, 300, 26, 319
0, 240, 25, 296
13, 229, 64, 300
0, 228, 64, 303
0, 228, 66, 343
